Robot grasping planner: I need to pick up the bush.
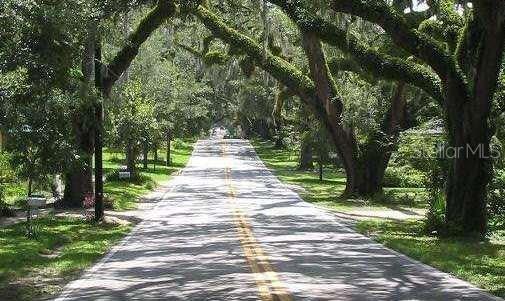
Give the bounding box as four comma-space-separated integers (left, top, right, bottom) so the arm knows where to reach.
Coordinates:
384, 165, 425, 188
424, 191, 446, 234
172, 138, 186, 150
423, 156, 448, 235
0, 152, 16, 217
104, 194, 115, 210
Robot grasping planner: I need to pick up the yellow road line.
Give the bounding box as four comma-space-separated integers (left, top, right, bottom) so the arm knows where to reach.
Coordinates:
221, 141, 292, 301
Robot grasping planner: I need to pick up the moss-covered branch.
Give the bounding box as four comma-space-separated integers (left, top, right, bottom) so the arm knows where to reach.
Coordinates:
268, 0, 443, 103
194, 5, 316, 100
328, 0, 469, 98
176, 42, 202, 57
102, 0, 176, 95
194, 5, 343, 150
273, 84, 293, 120
328, 57, 376, 84
301, 31, 342, 119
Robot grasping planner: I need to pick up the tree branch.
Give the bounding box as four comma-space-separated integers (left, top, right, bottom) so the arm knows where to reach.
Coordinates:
194, 5, 316, 101
268, 0, 443, 103
102, 0, 176, 96
329, 0, 469, 98
175, 42, 203, 58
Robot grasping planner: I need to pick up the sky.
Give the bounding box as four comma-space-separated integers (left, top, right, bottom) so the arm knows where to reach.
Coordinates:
407, 1, 470, 14
412, 2, 430, 12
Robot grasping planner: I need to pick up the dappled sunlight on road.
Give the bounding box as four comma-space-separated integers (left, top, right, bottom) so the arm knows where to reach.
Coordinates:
54, 139, 499, 301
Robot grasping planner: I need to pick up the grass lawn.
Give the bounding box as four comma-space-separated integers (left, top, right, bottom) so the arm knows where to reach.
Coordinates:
102, 139, 195, 210
253, 139, 505, 298
0, 216, 131, 300
251, 139, 427, 214
2, 139, 195, 211
356, 219, 505, 298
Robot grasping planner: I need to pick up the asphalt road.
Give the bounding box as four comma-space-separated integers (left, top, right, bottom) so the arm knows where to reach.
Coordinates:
54, 139, 501, 301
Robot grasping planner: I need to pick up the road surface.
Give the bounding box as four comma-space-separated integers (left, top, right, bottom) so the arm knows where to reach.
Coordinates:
55, 139, 500, 301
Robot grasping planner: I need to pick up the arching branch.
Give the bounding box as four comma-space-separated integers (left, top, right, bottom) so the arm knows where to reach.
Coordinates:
327, 57, 376, 84
175, 42, 202, 58
194, 5, 316, 102
328, 0, 469, 98
267, 0, 443, 103
102, 0, 177, 96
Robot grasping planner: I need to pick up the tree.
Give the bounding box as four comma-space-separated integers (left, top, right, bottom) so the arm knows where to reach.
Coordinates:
0, 0, 99, 208
93, 0, 179, 220
266, 0, 505, 235
108, 80, 157, 177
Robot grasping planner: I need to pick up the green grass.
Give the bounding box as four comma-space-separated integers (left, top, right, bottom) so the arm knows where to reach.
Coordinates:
104, 139, 195, 210
251, 139, 427, 213
356, 219, 505, 298
1, 140, 195, 211
0, 216, 131, 300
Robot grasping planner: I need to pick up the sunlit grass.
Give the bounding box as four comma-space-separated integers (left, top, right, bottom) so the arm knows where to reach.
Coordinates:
0, 216, 130, 300
251, 139, 427, 213
356, 219, 505, 298
104, 139, 195, 210
2, 140, 195, 211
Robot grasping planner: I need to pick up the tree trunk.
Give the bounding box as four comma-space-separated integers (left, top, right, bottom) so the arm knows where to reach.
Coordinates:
126, 142, 137, 178
63, 161, 92, 207
63, 133, 94, 207
257, 120, 271, 139
301, 32, 362, 196
356, 82, 408, 196
154, 147, 158, 171
166, 131, 171, 166
27, 177, 33, 197
142, 142, 148, 170
274, 133, 284, 148
443, 80, 493, 236
62, 22, 95, 208
94, 101, 104, 221
273, 84, 286, 149
298, 136, 314, 170
355, 144, 390, 196
445, 142, 491, 236
443, 5, 505, 236
318, 160, 323, 182
51, 175, 63, 199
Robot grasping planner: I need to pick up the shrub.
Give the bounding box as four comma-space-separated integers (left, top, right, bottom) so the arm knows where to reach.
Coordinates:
103, 194, 115, 210
423, 156, 449, 235
172, 138, 186, 150
0, 152, 16, 217
384, 165, 425, 188
424, 191, 446, 234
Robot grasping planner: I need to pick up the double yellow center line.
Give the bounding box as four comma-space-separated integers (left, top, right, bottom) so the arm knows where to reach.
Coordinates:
221, 141, 292, 301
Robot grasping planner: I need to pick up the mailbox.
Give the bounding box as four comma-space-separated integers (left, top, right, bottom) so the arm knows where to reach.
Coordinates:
25, 196, 46, 238
27, 197, 46, 208
119, 171, 131, 179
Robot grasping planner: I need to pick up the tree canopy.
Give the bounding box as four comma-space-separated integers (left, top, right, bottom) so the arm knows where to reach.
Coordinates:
1, 0, 504, 237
